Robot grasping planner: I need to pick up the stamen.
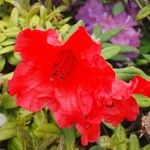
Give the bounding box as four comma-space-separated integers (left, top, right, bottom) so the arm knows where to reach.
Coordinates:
50, 49, 76, 81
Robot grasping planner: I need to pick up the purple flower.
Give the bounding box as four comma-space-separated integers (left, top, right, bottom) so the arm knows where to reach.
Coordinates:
126, 0, 139, 17
76, 0, 140, 48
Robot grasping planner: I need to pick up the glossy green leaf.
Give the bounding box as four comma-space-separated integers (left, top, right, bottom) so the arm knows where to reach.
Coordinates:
29, 15, 40, 28
112, 1, 125, 16
34, 123, 61, 138
28, 3, 40, 19
0, 122, 16, 141
1, 39, 15, 46
0, 45, 14, 55
136, 4, 150, 20
102, 45, 121, 59
7, 137, 23, 150
114, 66, 150, 81
92, 24, 102, 39
7, 53, 19, 65
100, 27, 123, 42
62, 126, 76, 150
0, 56, 5, 72
98, 135, 111, 149
64, 20, 84, 40
117, 44, 139, 53
9, 8, 19, 27
3, 27, 20, 37
143, 54, 150, 62
134, 94, 150, 107
129, 134, 140, 150
0, 93, 17, 109
0, 33, 7, 42
110, 125, 127, 147
33, 110, 48, 127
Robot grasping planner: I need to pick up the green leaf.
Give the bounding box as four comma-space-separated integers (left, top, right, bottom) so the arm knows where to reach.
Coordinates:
0, 56, 5, 72
117, 44, 139, 53
45, 0, 52, 12
136, 4, 150, 20
0, 93, 17, 109
100, 27, 123, 42
92, 24, 102, 39
134, 94, 150, 107
140, 37, 150, 54
49, 145, 58, 150
29, 15, 40, 28
34, 123, 61, 138
101, 45, 121, 60
64, 20, 84, 41
59, 24, 70, 37
112, 1, 125, 16
33, 110, 48, 127
0, 45, 14, 55
1, 39, 15, 46
143, 144, 150, 150
114, 66, 150, 81
3, 27, 20, 37
7, 137, 23, 150
89, 145, 101, 150
129, 134, 140, 150
98, 135, 111, 149
0, 33, 7, 42
110, 125, 127, 147
28, 3, 40, 19
143, 54, 150, 62
0, 122, 16, 141
9, 8, 19, 27
62, 126, 76, 150
7, 53, 19, 65
17, 125, 34, 150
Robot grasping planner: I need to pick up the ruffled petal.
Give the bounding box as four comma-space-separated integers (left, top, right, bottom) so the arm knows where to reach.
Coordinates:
64, 27, 102, 62
15, 29, 61, 65
133, 76, 150, 97
9, 62, 54, 112
76, 122, 100, 146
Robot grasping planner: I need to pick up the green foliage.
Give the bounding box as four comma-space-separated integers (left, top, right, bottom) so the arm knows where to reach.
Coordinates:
90, 126, 150, 150
134, 94, 150, 107
114, 66, 150, 81
136, 4, 150, 20
0, 0, 69, 72
112, 1, 125, 16
92, 25, 139, 64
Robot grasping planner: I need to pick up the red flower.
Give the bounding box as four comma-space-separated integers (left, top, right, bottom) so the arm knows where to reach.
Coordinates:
103, 79, 139, 126
9, 27, 115, 145
132, 76, 150, 97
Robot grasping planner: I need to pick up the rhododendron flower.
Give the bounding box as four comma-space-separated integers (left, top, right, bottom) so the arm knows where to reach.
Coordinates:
9, 27, 115, 145
8, 26, 150, 146
76, 0, 140, 48
103, 78, 139, 126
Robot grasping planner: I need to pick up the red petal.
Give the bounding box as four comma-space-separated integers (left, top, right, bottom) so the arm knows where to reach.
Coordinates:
8, 62, 54, 112
15, 29, 60, 65
133, 76, 150, 97
64, 27, 102, 62
76, 122, 100, 146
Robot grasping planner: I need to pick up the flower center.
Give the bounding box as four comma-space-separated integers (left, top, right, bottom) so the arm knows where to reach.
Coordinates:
50, 49, 76, 81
